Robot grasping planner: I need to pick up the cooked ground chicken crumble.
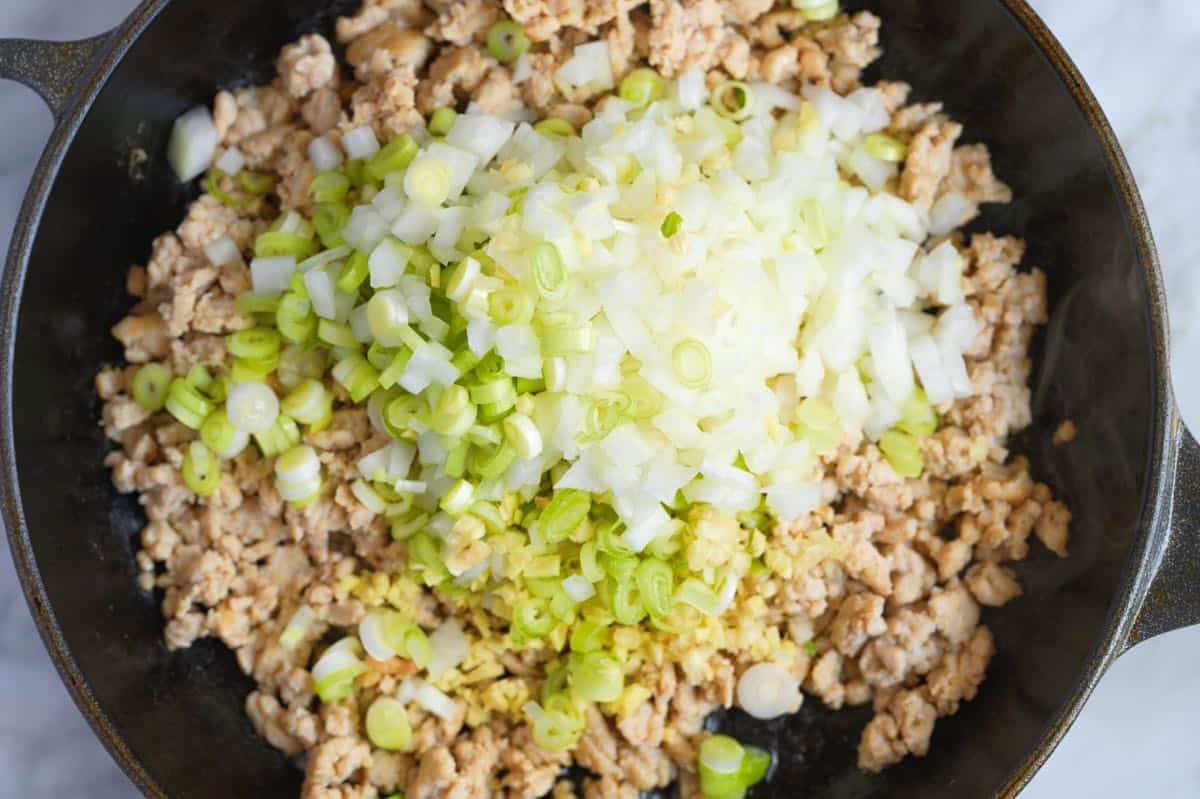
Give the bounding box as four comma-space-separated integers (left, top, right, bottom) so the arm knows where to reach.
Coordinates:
96, 1, 1071, 797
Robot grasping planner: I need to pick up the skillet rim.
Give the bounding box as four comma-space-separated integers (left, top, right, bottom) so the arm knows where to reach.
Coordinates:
0, 1, 1174, 796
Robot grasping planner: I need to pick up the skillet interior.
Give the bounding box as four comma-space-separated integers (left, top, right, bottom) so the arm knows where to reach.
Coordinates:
6, 0, 1158, 796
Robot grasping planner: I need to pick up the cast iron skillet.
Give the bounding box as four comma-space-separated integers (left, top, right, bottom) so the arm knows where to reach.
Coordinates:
1, 1, 1197, 796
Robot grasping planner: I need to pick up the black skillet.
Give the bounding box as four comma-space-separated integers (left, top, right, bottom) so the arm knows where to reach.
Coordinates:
1, 1, 1197, 796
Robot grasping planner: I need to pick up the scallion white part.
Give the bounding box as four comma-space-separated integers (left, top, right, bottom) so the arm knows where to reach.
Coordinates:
735, 662, 802, 720
226, 381, 280, 435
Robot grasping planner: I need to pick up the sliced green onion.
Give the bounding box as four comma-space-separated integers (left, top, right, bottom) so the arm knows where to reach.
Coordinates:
185, 364, 212, 393
281, 379, 331, 425
533, 118, 575, 138
332, 353, 380, 403
502, 412, 543, 459
317, 319, 360, 349
237, 170, 275, 195
314, 660, 367, 703
131, 363, 172, 411
367, 134, 418, 182
879, 429, 923, 478
672, 338, 711, 389
377, 347, 414, 390
525, 698, 583, 750
405, 157, 451, 207
337, 250, 370, 294
200, 408, 249, 459
635, 557, 674, 618
207, 169, 252, 208
675, 577, 722, 616
488, 285, 535, 325
799, 0, 839, 21
569, 619, 608, 653
255, 231, 318, 261
579, 541, 603, 583
428, 107, 458, 137
309, 170, 351, 203
431, 385, 477, 437
313, 202, 351, 248
512, 597, 554, 642
699, 735, 747, 799
739, 746, 772, 788
253, 414, 301, 458
487, 20, 529, 64
181, 441, 221, 496
622, 375, 663, 419
661, 211, 683, 238
530, 241, 568, 301
235, 293, 281, 316
471, 442, 517, 479
863, 132, 907, 163
439, 478, 475, 516
897, 387, 938, 438
276, 293, 316, 342
366, 697, 413, 751
367, 290, 412, 347
277, 344, 326, 388
164, 378, 214, 429
538, 490, 590, 544
795, 396, 841, 455
602, 577, 645, 625
231, 352, 280, 383
568, 651, 623, 702
391, 511, 430, 540
227, 327, 282, 360
619, 68, 666, 108
469, 376, 516, 407
712, 81, 754, 121
541, 324, 592, 356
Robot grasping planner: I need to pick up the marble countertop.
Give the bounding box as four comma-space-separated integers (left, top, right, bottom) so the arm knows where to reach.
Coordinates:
2, 1, 1199, 796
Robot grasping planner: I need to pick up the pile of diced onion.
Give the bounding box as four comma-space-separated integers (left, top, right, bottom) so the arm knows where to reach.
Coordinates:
157, 32, 979, 757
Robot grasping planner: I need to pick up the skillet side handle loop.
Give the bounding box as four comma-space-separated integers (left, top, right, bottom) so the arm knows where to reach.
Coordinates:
1125, 420, 1200, 651
0, 33, 112, 121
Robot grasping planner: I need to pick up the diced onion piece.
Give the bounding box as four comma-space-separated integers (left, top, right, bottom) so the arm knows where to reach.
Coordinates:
167, 106, 218, 182
251, 256, 297, 295
204, 236, 242, 267
214, 146, 246, 175
343, 126, 381, 160
309, 136, 344, 172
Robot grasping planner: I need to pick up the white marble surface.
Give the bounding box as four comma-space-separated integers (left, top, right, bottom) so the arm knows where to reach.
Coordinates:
1, 1, 1199, 796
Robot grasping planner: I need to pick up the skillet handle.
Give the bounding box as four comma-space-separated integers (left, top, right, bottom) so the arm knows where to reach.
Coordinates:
0, 33, 112, 121
1124, 418, 1200, 651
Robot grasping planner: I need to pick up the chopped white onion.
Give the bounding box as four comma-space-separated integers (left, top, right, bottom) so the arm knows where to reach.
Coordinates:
414, 681, 458, 721
250, 256, 297, 295
167, 106, 218, 182
214, 146, 246, 176
204, 236, 242, 267
308, 135, 344, 173
358, 611, 397, 661
342, 126, 381, 160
